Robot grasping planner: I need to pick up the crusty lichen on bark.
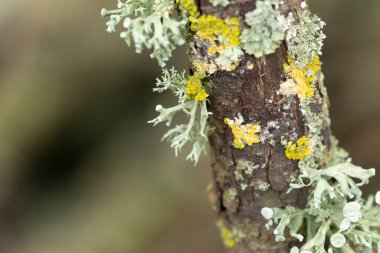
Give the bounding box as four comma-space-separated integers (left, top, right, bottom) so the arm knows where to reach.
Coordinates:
102, 1, 380, 252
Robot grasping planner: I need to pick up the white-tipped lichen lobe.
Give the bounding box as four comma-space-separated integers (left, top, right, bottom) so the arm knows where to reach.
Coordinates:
149, 68, 212, 164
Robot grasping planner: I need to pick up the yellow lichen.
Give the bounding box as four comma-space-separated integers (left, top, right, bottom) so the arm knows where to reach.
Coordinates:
193, 58, 218, 74
194, 88, 207, 101
221, 227, 236, 248
246, 61, 254, 70
283, 53, 321, 100
224, 114, 261, 149
175, 0, 199, 19
285, 136, 313, 160
233, 138, 245, 149
225, 61, 239, 72
186, 71, 208, 101
190, 15, 241, 56
176, 0, 242, 71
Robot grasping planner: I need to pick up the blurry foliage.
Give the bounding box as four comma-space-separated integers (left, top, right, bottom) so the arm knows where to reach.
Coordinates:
0, 0, 379, 253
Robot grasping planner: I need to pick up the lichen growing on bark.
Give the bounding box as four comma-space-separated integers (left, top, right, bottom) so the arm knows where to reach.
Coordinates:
285, 9, 326, 68
282, 53, 321, 101
178, 0, 243, 71
102, 1, 380, 252
224, 114, 261, 149
148, 68, 212, 164
185, 71, 208, 101
240, 0, 285, 57
285, 136, 312, 160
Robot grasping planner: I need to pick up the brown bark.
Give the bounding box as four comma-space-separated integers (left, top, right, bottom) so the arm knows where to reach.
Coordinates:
193, 1, 333, 252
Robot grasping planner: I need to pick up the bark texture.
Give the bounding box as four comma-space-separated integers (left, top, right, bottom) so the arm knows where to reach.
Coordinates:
194, 1, 333, 252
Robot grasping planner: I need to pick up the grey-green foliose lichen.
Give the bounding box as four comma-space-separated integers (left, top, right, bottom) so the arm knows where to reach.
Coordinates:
240, 0, 285, 57
102, 2, 380, 252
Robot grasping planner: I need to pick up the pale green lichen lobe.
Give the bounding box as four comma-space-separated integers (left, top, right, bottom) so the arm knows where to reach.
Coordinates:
102, 0, 187, 67
240, 0, 285, 58
285, 9, 326, 68
148, 68, 212, 164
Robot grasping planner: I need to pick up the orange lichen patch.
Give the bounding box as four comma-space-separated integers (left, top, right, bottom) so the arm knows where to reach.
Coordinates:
285, 136, 312, 160
283, 53, 321, 100
224, 114, 261, 149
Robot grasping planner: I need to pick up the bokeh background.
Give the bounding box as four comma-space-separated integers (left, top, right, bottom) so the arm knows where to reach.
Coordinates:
0, 1, 379, 252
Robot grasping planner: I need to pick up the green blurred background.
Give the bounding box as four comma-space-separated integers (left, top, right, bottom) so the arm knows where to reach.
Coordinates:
0, 1, 379, 252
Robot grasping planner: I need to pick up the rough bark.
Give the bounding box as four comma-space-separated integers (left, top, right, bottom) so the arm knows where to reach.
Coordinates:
193, 1, 333, 252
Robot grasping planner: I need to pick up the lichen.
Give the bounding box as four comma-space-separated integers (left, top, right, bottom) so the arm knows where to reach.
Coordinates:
292, 162, 375, 208
283, 53, 321, 101
209, 0, 230, 7
233, 160, 263, 190
240, 0, 285, 58
217, 222, 242, 248
220, 227, 236, 248
278, 79, 297, 97
190, 15, 243, 71
285, 9, 326, 68
176, 0, 199, 18
102, 2, 380, 252
264, 178, 380, 252
223, 187, 239, 212
224, 114, 261, 149
149, 67, 212, 164
325, 136, 349, 166
236, 159, 258, 176
263, 206, 305, 242
193, 58, 218, 75
217, 220, 258, 248
260, 121, 280, 145
177, 0, 243, 71
257, 182, 271, 191
285, 136, 312, 160
185, 71, 208, 101
246, 61, 254, 70
267, 70, 380, 253
190, 16, 240, 54
207, 182, 219, 211
102, 0, 186, 67
262, 6, 380, 251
